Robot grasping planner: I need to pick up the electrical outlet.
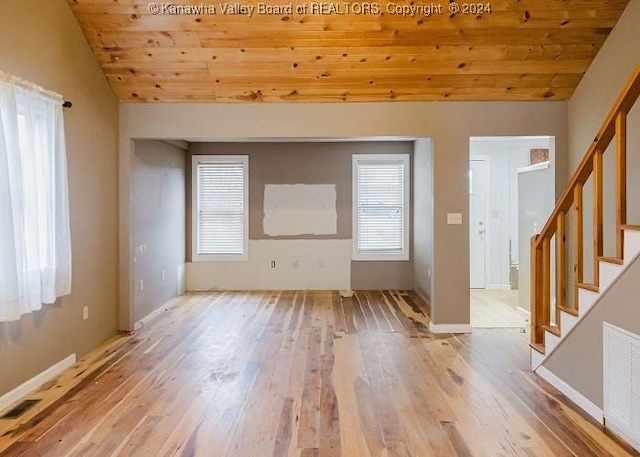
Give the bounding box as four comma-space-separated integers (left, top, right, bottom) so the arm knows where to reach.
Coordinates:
139, 279, 144, 291
82, 306, 89, 321
161, 270, 166, 281
270, 260, 276, 268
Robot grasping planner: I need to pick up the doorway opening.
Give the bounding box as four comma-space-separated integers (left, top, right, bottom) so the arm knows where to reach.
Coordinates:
469, 136, 555, 329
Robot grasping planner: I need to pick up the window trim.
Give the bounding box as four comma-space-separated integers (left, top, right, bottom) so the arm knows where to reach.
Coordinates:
191, 155, 249, 262
352, 154, 410, 261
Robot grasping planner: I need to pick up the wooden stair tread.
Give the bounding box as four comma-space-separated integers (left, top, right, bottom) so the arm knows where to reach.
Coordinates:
558, 305, 579, 317
542, 325, 561, 337
597, 256, 623, 265
621, 224, 640, 231
576, 282, 599, 293
530, 342, 545, 355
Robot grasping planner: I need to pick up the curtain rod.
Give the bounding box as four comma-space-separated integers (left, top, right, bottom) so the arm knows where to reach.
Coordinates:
1, 70, 69, 108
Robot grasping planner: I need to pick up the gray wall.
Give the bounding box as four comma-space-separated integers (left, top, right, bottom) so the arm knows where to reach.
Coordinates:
0, 0, 119, 396
132, 141, 186, 322
188, 141, 415, 290
120, 101, 568, 329
543, 255, 640, 408
413, 139, 433, 302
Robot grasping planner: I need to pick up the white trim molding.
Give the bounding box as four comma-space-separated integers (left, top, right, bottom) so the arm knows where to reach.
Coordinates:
536, 365, 604, 425
429, 323, 473, 334
0, 354, 76, 414
191, 155, 249, 262
516, 161, 550, 174
177, 263, 186, 295
352, 154, 411, 262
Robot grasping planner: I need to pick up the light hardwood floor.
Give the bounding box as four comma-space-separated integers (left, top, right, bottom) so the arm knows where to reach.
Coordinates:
470, 289, 529, 329
0, 290, 636, 456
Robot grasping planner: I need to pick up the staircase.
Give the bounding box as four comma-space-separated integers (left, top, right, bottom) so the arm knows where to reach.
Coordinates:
529, 65, 640, 370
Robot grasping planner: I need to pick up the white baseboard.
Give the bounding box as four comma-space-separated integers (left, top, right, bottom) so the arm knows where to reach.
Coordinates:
488, 284, 511, 290
177, 263, 186, 295
517, 307, 531, 317
0, 354, 76, 414
536, 365, 603, 425
429, 323, 473, 334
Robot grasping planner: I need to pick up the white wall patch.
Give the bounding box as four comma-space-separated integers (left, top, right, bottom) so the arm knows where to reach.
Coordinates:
263, 184, 337, 236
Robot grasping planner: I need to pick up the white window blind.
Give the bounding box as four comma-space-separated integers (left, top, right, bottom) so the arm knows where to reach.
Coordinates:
353, 154, 409, 261
193, 156, 248, 261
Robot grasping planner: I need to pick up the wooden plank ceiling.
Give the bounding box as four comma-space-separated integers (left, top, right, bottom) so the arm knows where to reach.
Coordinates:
67, 0, 630, 102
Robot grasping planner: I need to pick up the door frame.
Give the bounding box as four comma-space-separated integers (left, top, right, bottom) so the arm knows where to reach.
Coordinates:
469, 155, 491, 289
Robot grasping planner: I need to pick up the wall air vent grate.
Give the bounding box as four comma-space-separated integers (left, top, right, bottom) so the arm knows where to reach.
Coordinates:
604, 322, 640, 452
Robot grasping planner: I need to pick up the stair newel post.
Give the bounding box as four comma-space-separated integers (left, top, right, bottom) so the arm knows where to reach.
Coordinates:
573, 183, 583, 311
593, 149, 604, 285
556, 211, 567, 321
616, 111, 627, 259
530, 235, 545, 346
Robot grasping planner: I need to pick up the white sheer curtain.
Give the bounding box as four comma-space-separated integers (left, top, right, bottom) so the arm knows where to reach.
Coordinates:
0, 71, 71, 322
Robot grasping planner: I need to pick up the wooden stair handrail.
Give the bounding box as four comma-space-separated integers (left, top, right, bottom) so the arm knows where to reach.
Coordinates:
534, 65, 640, 247
531, 65, 640, 350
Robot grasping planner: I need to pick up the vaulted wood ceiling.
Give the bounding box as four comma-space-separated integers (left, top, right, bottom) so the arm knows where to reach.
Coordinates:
68, 0, 630, 102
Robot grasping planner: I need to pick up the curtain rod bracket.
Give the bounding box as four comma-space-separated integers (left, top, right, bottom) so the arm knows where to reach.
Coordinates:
62, 101, 72, 108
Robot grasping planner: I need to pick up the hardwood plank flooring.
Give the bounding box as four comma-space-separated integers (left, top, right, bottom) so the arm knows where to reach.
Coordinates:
471, 289, 529, 329
0, 290, 637, 456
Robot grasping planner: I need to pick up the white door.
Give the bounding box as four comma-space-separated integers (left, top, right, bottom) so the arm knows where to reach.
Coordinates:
470, 158, 489, 289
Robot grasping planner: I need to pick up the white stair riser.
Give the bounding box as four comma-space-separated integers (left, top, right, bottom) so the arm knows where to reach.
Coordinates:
531, 348, 545, 370
532, 230, 638, 370
560, 311, 578, 334
624, 230, 640, 265
545, 330, 561, 354
599, 262, 623, 291
578, 288, 599, 315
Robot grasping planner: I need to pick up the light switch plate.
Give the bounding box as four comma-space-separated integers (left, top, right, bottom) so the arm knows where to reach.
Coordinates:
447, 213, 463, 225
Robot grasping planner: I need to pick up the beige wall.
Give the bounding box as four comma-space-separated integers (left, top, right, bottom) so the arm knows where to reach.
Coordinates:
188, 141, 415, 290
120, 101, 567, 329
0, 0, 119, 395
132, 141, 186, 322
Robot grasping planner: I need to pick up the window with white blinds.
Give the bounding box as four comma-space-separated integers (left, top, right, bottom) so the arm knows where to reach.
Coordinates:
192, 155, 248, 261
352, 154, 410, 261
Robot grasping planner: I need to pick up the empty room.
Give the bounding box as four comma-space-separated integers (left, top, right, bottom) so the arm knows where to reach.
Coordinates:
1, 0, 640, 455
